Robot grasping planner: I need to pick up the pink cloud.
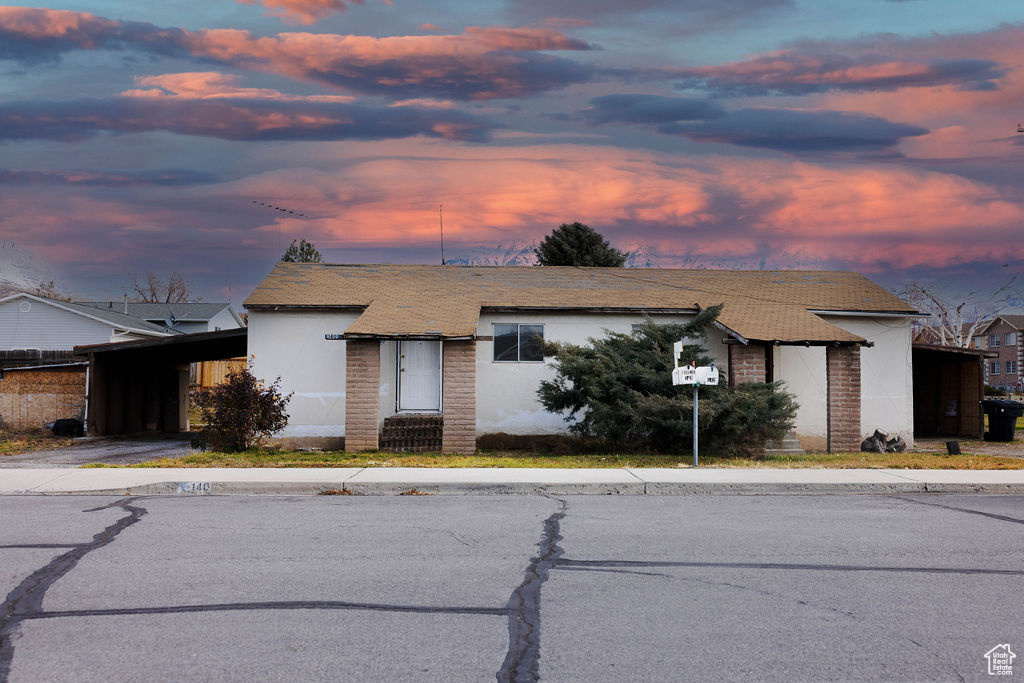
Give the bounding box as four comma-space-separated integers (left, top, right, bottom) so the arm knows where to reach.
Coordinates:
0, 8, 593, 99
235, 0, 389, 26
121, 72, 356, 102
219, 142, 1024, 270
6, 141, 1023, 294
675, 50, 1003, 96
0, 6, 119, 42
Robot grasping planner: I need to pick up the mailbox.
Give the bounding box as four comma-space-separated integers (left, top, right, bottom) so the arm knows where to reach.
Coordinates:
694, 365, 719, 385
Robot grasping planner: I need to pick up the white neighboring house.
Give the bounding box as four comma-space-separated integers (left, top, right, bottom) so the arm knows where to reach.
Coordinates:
0, 293, 172, 351
245, 264, 921, 455
77, 302, 244, 334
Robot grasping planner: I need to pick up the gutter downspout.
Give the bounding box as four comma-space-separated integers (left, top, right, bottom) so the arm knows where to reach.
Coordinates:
82, 360, 90, 435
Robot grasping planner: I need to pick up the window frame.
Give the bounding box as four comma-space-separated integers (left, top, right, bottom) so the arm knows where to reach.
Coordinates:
990, 361, 1001, 375
492, 323, 546, 363
990, 334, 1001, 347
1007, 360, 1018, 375
1006, 332, 1017, 346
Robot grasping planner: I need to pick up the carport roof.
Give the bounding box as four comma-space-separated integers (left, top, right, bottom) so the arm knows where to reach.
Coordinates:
75, 328, 247, 364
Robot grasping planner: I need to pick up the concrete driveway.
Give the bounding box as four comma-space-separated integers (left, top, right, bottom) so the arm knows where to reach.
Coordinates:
0, 435, 195, 468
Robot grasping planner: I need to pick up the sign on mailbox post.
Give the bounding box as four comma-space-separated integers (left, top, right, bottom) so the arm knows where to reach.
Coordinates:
670, 340, 718, 466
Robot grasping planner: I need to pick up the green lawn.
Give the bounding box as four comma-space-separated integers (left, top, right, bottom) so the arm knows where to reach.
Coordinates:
130, 448, 1024, 470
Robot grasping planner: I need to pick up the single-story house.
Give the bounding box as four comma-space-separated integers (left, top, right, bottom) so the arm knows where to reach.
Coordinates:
245, 264, 920, 454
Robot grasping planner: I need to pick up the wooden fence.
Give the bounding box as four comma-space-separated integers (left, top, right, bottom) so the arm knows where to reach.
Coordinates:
190, 358, 247, 389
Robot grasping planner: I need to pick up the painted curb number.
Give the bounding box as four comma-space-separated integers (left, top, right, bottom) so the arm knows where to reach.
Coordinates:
177, 482, 212, 494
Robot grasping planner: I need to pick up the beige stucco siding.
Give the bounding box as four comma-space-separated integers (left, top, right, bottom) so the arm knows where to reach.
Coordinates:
475, 311, 728, 436
775, 316, 913, 447
247, 310, 357, 438
826, 315, 914, 445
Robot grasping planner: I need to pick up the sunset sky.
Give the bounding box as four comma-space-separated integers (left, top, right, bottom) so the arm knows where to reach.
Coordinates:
1, 1, 1022, 303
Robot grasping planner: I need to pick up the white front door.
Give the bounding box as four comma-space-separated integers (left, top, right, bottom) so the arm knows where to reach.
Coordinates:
398, 340, 441, 411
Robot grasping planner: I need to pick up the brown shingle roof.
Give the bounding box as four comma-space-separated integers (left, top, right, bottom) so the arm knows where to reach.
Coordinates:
245, 264, 916, 344
997, 315, 1024, 330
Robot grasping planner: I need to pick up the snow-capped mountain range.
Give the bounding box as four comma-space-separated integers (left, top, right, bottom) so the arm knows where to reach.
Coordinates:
445, 241, 825, 271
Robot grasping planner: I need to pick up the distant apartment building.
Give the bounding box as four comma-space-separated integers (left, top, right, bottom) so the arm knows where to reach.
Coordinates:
971, 315, 1024, 391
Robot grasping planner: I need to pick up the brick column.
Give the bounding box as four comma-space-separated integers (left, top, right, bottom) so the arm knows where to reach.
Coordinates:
442, 340, 476, 455
344, 339, 380, 451
826, 345, 861, 453
729, 343, 767, 386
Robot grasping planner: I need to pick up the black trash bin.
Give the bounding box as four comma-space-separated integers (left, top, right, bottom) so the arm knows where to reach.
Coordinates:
981, 398, 1024, 441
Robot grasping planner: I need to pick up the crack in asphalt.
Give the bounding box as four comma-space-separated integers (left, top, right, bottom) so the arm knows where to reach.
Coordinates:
497, 496, 567, 683
894, 496, 1024, 525
0, 497, 147, 682
17, 602, 507, 620
0, 544, 83, 550
556, 559, 1024, 576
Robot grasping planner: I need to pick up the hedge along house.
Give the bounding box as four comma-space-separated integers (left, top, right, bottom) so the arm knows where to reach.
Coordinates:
245, 264, 920, 455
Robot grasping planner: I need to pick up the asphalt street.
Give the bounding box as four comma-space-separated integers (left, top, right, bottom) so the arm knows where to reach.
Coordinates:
1, 494, 1021, 681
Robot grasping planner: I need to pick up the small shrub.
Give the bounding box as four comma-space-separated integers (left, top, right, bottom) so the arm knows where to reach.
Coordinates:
984, 384, 1008, 397
192, 363, 292, 452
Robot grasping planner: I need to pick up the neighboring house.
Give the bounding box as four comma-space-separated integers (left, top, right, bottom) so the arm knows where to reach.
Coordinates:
0, 293, 172, 352
245, 264, 920, 454
0, 292, 170, 430
973, 315, 1024, 391
78, 302, 244, 334
78, 301, 246, 389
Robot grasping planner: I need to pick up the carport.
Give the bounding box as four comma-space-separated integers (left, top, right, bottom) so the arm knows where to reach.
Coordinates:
75, 328, 247, 436
912, 343, 995, 439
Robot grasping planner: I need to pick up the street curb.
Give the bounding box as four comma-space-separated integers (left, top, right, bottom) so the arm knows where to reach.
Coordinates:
14, 480, 1024, 496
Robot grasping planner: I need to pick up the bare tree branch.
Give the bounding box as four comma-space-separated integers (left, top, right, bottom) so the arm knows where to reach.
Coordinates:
898, 272, 1020, 347
125, 269, 203, 303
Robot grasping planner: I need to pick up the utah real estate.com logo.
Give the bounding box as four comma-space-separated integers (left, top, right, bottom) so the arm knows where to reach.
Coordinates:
985, 644, 1015, 676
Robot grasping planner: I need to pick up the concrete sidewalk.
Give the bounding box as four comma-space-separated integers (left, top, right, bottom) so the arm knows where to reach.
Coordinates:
2, 467, 1024, 495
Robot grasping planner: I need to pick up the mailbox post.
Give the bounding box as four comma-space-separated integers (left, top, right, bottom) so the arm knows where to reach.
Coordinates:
671, 340, 718, 466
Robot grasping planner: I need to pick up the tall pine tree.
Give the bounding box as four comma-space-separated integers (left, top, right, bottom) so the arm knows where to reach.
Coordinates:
534, 223, 626, 266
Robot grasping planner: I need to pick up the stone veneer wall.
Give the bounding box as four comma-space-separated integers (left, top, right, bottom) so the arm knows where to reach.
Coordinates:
826, 345, 861, 453
344, 339, 380, 451
442, 340, 476, 455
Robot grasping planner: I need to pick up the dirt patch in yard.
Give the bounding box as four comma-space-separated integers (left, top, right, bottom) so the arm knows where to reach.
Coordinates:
913, 437, 1024, 458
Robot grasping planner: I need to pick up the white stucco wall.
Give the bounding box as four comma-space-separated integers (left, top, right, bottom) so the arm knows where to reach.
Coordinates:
774, 346, 827, 440
475, 311, 728, 436
247, 310, 357, 437
826, 315, 915, 443
248, 307, 913, 444
772, 315, 914, 445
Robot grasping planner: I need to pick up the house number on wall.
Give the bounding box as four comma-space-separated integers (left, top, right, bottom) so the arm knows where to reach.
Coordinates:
324, 334, 344, 340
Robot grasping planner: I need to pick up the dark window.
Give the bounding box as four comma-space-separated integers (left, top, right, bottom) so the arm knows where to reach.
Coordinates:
990, 361, 1001, 375
1007, 361, 1018, 375
493, 324, 519, 361
990, 334, 1001, 347
493, 323, 545, 362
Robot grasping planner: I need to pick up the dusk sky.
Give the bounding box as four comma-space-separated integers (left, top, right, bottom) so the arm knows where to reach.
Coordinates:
1, 0, 1022, 304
